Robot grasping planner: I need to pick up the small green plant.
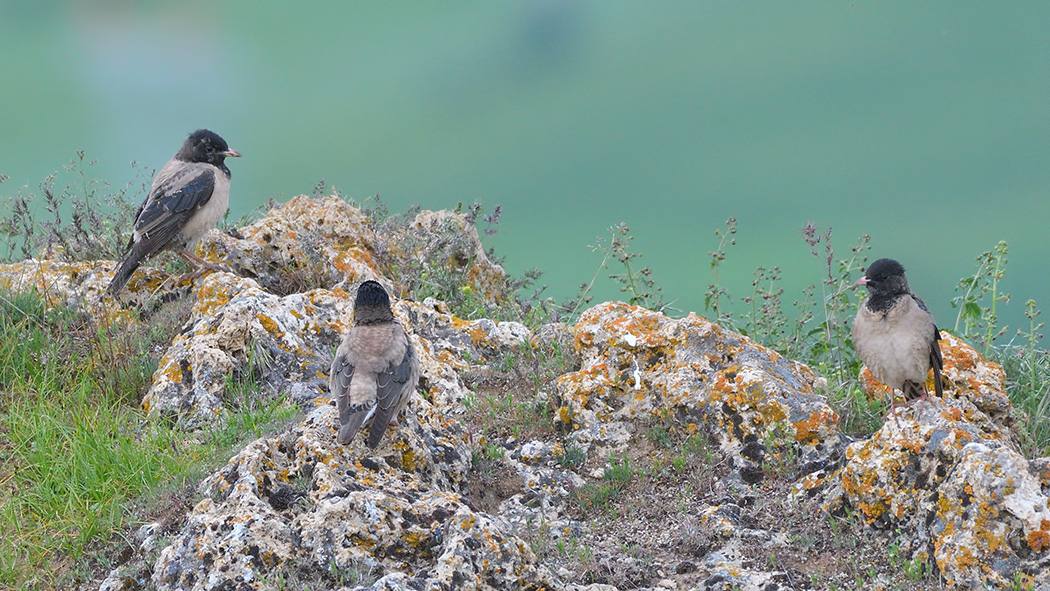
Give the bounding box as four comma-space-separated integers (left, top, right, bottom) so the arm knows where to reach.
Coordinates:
0, 152, 151, 263
704, 217, 737, 325
740, 265, 789, 350
902, 556, 932, 582
572, 453, 635, 513
1010, 571, 1035, 591
645, 423, 675, 449
952, 241, 1011, 353
558, 443, 587, 470
587, 223, 670, 313
800, 222, 869, 386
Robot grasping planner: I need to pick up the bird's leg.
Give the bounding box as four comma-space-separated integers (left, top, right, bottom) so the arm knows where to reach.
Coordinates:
178, 250, 232, 273
904, 381, 932, 412
176, 250, 234, 284
885, 391, 905, 430
913, 387, 931, 408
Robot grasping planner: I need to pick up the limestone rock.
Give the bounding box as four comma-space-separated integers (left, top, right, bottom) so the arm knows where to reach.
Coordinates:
819, 335, 1050, 589
142, 272, 350, 427
406, 210, 507, 304
148, 387, 566, 591
0, 258, 184, 317
554, 302, 844, 482
199, 195, 383, 294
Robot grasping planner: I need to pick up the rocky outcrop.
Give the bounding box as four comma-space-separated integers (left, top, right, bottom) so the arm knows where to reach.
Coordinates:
199, 195, 383, 295
806, 333, 1050, 589
2, 195, 1046, 590
554, 302, 843, 484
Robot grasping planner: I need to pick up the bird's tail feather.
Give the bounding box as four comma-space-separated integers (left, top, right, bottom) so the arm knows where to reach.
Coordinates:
107, 250, 143, 297
902, 380, 925, 401
338, 406, 374, 446
932, 366, 944, 399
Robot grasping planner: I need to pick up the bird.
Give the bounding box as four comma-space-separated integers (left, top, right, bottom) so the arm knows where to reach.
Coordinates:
851, 258, 944, 421
330, 280, 420, 448
107, 129, 241, 296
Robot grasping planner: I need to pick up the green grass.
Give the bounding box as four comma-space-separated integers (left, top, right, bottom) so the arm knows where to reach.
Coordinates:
0, 290, 296, 589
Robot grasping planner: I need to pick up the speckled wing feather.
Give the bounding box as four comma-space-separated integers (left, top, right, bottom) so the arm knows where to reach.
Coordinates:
107, 165, 217, 296
331, 345, 373, 445
913, 294, 945, 398
132, 164, 217, 258
366, 334, 419, 448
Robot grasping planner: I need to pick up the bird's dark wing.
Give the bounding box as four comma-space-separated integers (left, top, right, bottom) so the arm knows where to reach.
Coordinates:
929, 325, 944, 398
133, 167, 216, 257
366, 338, 417, 448
913, 294, 945, 398
331, 348, 372, 445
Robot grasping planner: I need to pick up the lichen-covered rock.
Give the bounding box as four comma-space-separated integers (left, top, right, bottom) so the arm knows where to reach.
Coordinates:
405, 210, 507, 304
142, 272, 351, 427
149, 387, 566, 591
817, 335, 1050, 589
199, 195, 383, 294
554, 302, 842, 483
860, 332, 1018, 433
394, 298, 530, 368
0, 258, 185, 319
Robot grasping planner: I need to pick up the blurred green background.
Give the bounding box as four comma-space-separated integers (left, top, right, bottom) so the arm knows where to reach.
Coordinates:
1, 2, 1048, 332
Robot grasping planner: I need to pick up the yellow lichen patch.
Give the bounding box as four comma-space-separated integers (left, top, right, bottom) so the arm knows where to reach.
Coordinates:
404, 529, 431, 549
348, 533, 377, 551
557, 406, 574, 425
858, 501, 886, 522
792, 408, 837, 445
161, 359, 185, 384
940, 335, 979, 372
257, 313, 284, 339
193, 277, 238, 317
394, 439, 422, 473
1027, 519, 1050, 551
953, 545, 976, 568
841, 466, 881, 498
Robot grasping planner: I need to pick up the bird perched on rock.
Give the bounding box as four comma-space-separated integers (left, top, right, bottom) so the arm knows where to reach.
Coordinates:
852, 258, 944, 419
107, 129, 241, 296
331, 281, 419, 447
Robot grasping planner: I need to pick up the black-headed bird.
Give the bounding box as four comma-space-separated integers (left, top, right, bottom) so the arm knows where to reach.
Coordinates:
331, 281, 419, 448
852, 258, 944, 420
108, 129, 240, 296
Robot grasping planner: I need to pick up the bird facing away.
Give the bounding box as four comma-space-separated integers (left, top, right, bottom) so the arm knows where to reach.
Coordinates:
852, 258, 944, 418
107, 129, 241, 296
331, 281, 420, 448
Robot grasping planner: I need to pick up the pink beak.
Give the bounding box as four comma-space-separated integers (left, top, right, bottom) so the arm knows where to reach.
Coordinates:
223, 148, 242, 158
852, 276, 869, 289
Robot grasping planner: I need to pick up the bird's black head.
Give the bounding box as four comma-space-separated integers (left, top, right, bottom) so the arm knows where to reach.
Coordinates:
354, 280, 394, 324
175, 129, 241, 172
857, 258, 910, 299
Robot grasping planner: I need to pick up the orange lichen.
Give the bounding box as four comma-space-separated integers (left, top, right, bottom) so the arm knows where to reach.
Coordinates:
257, 313, 283, 338
858, 501, 886, 522
557, 406, 573, 424
954, 546, 976, 568
161, 359, 184, 384
792, 408, 836, 445
1028, 520, 1050, 551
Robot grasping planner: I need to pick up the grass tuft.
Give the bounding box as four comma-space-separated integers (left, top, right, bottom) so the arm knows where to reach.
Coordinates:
0, 290, 297, 589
